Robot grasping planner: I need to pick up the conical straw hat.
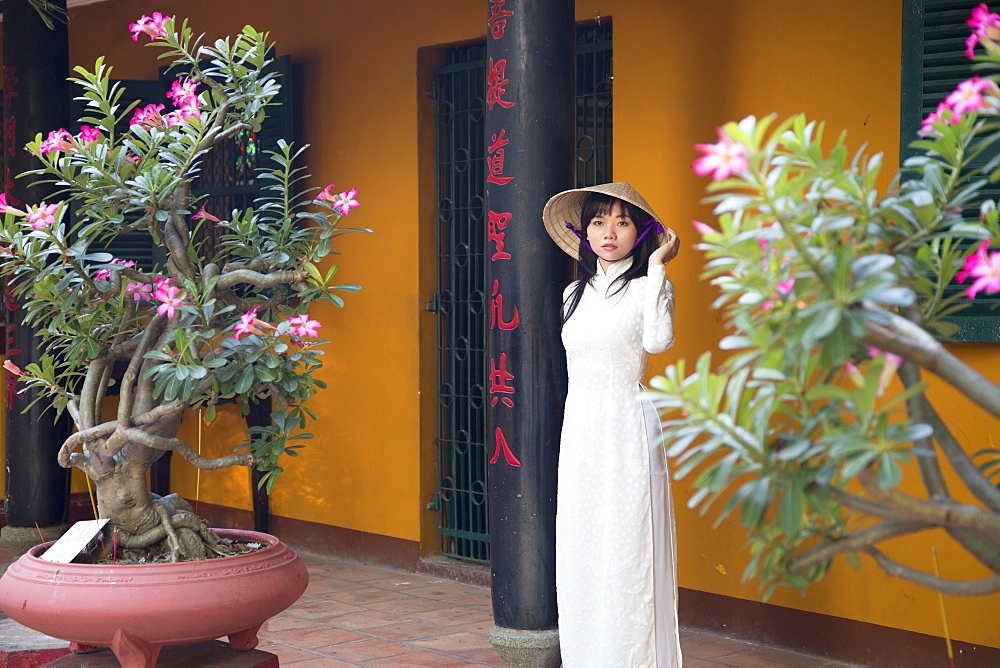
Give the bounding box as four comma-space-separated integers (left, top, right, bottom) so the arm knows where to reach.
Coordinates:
542, 182, 665, 260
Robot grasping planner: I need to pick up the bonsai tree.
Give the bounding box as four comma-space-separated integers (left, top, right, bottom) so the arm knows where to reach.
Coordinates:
0, 14, 367, 562
649, 4, 1000, 598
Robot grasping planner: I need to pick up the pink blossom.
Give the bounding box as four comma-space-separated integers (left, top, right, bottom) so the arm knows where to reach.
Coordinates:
944, 76, 997, 114
966, 4, 1000, 58
232, 307, 276, 339
166, 79, 202, 121
94, 258, 135, 281
192, 202, 220, 222
131, 104, 166, 128
693, 130, 749, 181
78, 125, 101, 145
331, 188, 361, 216
761, 279, 794, 311
39, 129, 74, 155
692, 220, 717, 238
288, 314, 321, 339
125, 282, 153, 301
129, 12, 169, 41
25, 203, 58, 230
843, 362, 864, 386
3, 359, 24, 377
153, 283, 186, 319
920, 102, 960, 136
0, 194, 26, 217
315, 184, 338, 204
957, 239, 1000, 299
867, 346, 903, 397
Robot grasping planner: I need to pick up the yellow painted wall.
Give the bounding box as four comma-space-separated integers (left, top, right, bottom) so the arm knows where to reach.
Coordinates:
0, 0, 995, 651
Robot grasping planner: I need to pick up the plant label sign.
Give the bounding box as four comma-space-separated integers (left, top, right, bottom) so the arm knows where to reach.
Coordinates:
39, 519, 109, 563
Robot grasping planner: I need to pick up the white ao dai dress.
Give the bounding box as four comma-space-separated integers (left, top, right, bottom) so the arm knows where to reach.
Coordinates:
555, 258, 681, 667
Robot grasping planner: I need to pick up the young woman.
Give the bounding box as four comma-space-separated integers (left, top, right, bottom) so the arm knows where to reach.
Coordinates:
542, 182, 681, 666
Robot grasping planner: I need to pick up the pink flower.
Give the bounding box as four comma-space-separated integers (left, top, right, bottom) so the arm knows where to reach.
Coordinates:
125, 282, 153, 301
191, 202, 221, 222
761, 279, 795, 311
129, 12, 169, 41
39, 129, 74, 155
957, 239, 1000, 299
693, 130, 749, 181
331, 188, 360, 216
153, 283, 186, 319
867, 346, 903, 397
94, 258, 135, 281
843, 362, 865, 386
315, 184, 338, 204
0, 193, 26, 217
3, 359, 25, 377
166, 79, 202, 121
166, 78, 199, 106
920, 102, 960, 136
78, 125, 101, 145
966, 4, 1000, 58
692, 220, 717, 238
25, 203, 59, 230
131, 104, 166, 128
944, 76, 997, 114
288, 314, 321, 339
232, 307, 276, 339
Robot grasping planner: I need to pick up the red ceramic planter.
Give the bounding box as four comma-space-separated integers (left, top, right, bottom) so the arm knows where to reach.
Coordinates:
0, 528, 308, 668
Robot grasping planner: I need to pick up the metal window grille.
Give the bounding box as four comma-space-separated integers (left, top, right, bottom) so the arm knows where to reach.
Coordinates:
434, 24, 613, 563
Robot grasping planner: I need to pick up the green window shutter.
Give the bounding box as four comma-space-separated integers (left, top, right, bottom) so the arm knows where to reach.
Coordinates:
901, 0, 1000, 342
70, 56, 295, 272
72, 79, 169, 272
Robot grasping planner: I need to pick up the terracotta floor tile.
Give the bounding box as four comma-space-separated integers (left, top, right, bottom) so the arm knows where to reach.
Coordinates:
304, 575, 367, 595
453, 618, 494, 635
322, 609, 409, 630
321, 637, 417, 662
402, 583, 486, 600
260, 615, 327, 636
454, 647, 505, 666
285, 598, 365, 619
681, 657, 729, 667
722, 646, 834, 667
681, 631, 758, 659
281, 658, 357, 666
367, 596, 454, 615
271, 625, 372, 650
407, 631, 495, 654
330, 587, 412, 605
367, 650, 473, 667
409, 607, 494, 628
364, 620, 458, 642
252, 643, 330, 663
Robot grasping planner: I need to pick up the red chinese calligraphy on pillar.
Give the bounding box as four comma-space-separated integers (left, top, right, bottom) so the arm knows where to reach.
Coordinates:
490, 279, 520, 330
489, 352, 516, 407
488, 210, 513, 260
490, 426, 522, 466
487, 58, 516, 110
488, 0, 515, 40
487, 129, 514, 186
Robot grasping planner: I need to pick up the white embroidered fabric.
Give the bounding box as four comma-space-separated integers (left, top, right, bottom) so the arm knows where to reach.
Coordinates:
556, 258, 681, 667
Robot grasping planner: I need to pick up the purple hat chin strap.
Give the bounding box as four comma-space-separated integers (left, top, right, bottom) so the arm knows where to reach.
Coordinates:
566, 217, 663, 258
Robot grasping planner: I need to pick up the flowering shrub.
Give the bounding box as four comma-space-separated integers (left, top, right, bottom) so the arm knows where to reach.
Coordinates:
0, 15, 369, 561
649, 4, 1000, 596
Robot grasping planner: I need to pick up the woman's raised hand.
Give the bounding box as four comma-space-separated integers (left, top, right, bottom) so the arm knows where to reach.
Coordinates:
649, 228, 680, 267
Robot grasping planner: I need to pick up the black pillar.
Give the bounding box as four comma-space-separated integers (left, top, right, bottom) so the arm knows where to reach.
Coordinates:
246, 399, 271, 534
2, 0, 71, 531
485, 0, 574, 635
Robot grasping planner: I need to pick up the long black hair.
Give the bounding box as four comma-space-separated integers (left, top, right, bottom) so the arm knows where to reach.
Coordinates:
562, 192, 660, 324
